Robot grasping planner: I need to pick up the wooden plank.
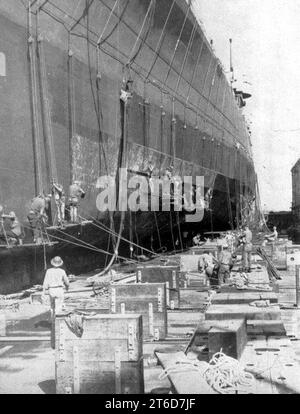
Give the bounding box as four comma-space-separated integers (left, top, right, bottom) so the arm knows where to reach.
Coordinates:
205, 304, 281, 321
0, 346, 13, 356
212, 292, 278, 305
154, 350, 217, 394
0, 336, 50, 342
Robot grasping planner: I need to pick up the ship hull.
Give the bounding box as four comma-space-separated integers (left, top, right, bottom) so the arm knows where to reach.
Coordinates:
0, 0, 256, 293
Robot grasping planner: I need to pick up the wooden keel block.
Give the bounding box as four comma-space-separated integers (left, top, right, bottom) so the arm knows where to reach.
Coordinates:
211, 292, 278, 305
109, 283, 168, 340
205, 304, 282, 321
208, 319, 247, 360
55, 314, 144, 394
136, 265, 180, 308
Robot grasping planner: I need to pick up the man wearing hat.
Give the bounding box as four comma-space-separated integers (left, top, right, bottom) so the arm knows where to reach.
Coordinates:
218, 245, 235, 285
6, 212, 23, 243
1, 211, 23, 245
69, 180, 85, 223
28, 193, 51, 244
43, 256, 70, 317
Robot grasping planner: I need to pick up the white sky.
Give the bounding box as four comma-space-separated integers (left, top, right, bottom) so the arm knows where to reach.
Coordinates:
193, 0, 300, 211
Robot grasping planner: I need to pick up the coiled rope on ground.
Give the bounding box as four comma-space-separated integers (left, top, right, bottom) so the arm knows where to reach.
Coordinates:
158, 352, 255, 394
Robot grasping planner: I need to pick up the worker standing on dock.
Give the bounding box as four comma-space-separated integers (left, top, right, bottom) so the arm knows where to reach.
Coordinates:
69, 180, 85, 223
241, 225, 253, 273
218, 245, 234, 284
43, 256, 69, 318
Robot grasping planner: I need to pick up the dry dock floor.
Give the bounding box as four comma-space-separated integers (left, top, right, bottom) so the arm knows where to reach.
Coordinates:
1, 268, 300, 394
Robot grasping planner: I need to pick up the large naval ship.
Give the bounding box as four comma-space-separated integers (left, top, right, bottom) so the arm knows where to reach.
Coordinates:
0, 0, 258, 293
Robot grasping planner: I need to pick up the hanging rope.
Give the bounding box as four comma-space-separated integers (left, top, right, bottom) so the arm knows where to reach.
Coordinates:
195, 53, 214, 128
185, 34, 205, 108
226, 176, 234, 230
153, 211, 162, 251
176, 211, 184, 251
73, 207, 159, 257
36, 11, 58, 185
146, 0, 176, 79
174, 15, 198, 96
169, 211, 176, 252
22, 221, 138, 264
67, 35, 76, 185
28, 4, 43, 195
97, 0, 120, 45
126, 0, 156, 67
162, 1, 192, 89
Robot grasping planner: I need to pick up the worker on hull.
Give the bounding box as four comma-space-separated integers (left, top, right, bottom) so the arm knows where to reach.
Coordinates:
43, 256, 69, 319
27, 194, 51, 244
52, 181, 65, 227
193, 233, 201, 246
2, 211, 24, 245
69, 181, 85, 223
264, 226, 278, 243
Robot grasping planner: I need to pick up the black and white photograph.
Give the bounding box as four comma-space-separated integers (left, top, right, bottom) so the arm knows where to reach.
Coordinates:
0, 0, 300, 396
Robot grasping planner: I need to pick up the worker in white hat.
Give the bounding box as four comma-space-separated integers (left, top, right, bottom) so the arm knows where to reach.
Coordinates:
43, 256, 70, 319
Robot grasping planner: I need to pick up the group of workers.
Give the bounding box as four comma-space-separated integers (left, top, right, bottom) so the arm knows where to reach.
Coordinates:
27, 180, 85, 244
0, 180, 86, 246
193, 225, 254, 287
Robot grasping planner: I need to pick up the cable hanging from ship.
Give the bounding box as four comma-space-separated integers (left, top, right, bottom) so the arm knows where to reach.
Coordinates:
27, 2, 44, 196
162, 1, 192, 91
126, 0, 156, 70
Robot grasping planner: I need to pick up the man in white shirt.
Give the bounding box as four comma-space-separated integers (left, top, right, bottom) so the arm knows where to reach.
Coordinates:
43, 256, 70, 317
